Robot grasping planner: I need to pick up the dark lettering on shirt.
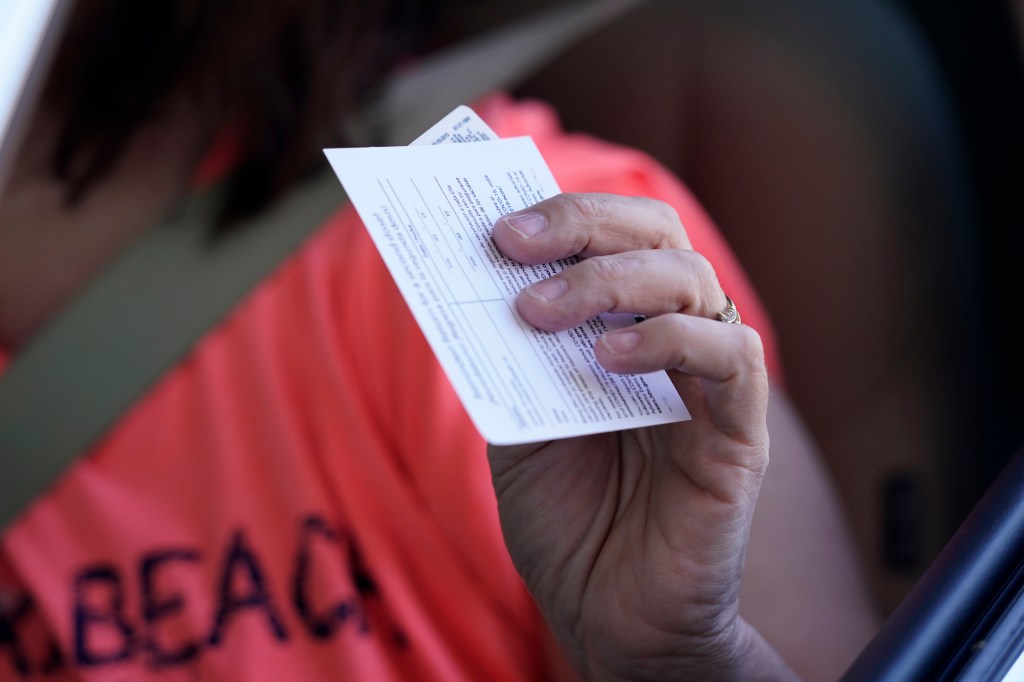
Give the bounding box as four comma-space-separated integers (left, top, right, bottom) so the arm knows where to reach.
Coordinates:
140, 548, 201, 667
1, 513, 406, 679
207, 529, 289, 647
73, 565, 136, 666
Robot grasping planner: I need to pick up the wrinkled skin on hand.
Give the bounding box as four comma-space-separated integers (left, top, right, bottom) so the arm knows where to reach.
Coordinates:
488, 193, 796, 681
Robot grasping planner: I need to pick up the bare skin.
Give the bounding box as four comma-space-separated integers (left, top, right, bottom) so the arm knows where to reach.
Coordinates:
490, 196, 793, 680
490, 194, 877, 681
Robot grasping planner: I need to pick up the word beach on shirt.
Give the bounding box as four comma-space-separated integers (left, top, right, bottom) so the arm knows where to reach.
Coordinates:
324, 106, 689, 445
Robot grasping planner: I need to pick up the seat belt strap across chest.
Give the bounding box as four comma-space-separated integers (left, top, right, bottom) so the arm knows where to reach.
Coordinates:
0, 0, 647, 531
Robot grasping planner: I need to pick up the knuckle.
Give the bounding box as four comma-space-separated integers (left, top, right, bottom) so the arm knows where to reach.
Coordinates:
734, 324, 766, 372
664, 312, 693, 343
582, 254, 628, 283
683, 251, 724, 312
686, 251, 717, 286
664, 248, 692, 270
633, 196, 686, 248
665, 314, 694, 365
668, 311, 692, 335
560, 192, 611, 224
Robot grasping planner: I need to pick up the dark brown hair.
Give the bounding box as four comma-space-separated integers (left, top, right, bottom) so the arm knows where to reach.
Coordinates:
42, 0, 408, 226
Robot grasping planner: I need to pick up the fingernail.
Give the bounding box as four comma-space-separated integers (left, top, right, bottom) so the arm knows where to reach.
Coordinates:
524, 277, 567, 302
601, 330, 641, 354
504, 212, 548, 238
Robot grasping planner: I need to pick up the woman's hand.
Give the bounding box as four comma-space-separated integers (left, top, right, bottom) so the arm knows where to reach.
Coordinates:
488, 193, 798, 681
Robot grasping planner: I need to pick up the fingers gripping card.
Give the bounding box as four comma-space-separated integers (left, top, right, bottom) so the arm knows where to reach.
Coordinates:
324, 106, 689, 445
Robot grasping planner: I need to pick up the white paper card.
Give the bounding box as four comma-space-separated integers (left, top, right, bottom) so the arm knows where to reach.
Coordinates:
324, 107, 689, 444
410, 104, 499, 146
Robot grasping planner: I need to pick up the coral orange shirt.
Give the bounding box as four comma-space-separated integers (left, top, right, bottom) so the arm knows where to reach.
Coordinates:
0, 95, 779, 681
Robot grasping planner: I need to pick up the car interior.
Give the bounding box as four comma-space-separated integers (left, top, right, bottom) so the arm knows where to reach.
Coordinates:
424, 0, 1024, 676
3, 0, 1022, 678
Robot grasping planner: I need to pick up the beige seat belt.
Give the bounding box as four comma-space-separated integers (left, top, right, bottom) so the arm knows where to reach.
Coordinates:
0, 0, 647, 530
